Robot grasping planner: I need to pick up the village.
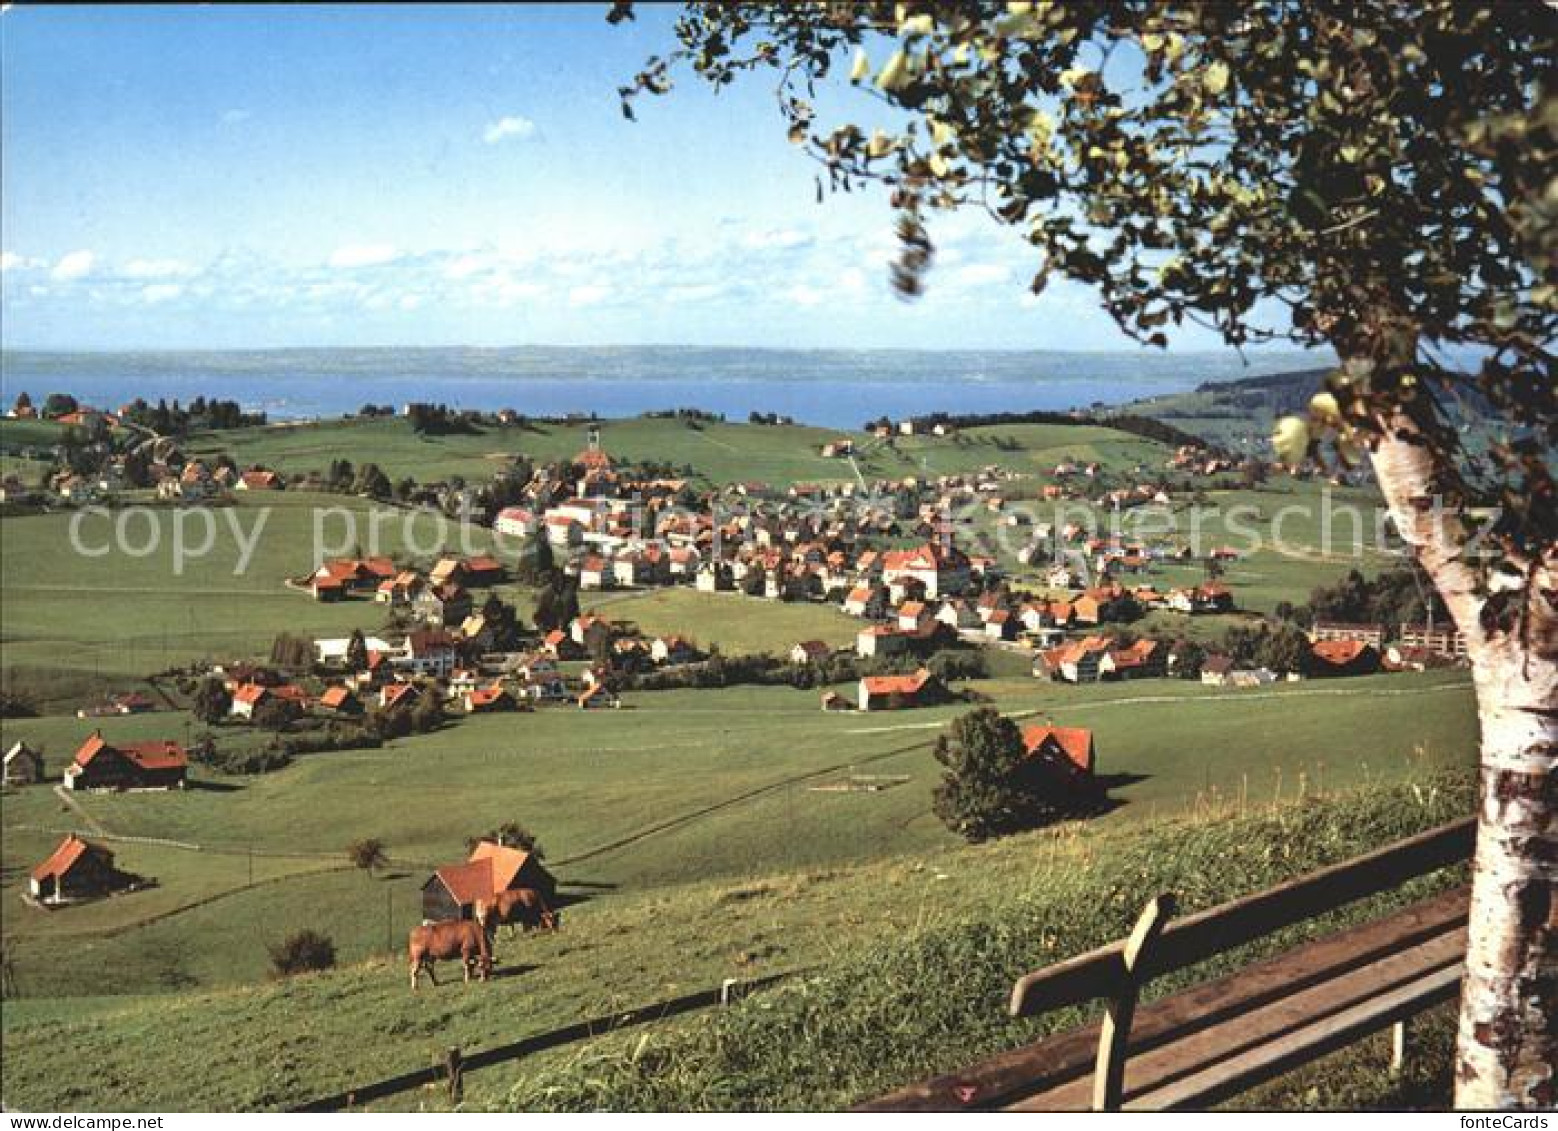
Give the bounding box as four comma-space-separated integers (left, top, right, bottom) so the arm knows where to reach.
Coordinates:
4, 409, 1469, 950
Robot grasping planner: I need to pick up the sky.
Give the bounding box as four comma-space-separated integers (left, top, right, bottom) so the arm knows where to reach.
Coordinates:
2, 4, 1291, 353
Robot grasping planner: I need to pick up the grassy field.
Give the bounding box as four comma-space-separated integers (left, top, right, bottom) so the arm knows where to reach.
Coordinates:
179, 415, 1168, 490
0, 491, 511, 710
0, 771, 1472, 1111
0, 670, 1475, 1003
581, 587, 860, 654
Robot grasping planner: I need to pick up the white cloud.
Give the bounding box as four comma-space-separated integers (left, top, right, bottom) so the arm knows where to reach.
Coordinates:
398, 294, 424, 312
221, 108, 252, 125
140, 283, 184, 304
328, 244, 400, 269
568, 283, 611, 307
50, 250, 95, 281
483, 115, 537, 145
120, 258, 195, 280
1, 251, 43, 273
788, 284, 825, 307
665, 282, 729, 304
742, 227, 813, 251
443, 252, 489, 280
951, 262, 1013, 288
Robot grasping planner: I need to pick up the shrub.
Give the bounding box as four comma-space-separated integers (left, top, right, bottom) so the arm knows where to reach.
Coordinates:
266, 929, 336, 977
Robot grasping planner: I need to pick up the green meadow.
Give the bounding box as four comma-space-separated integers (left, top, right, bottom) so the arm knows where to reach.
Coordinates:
0, 413, 1480, 1111
179, 414, 1166, 489
0, 492, 509, 710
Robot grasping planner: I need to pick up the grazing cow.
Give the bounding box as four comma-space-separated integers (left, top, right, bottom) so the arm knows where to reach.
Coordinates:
409, 902, 493, 990
490, 887, 558, 937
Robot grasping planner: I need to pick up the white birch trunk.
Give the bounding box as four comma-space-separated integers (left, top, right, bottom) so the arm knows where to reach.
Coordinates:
1371, 412, 1557, 1110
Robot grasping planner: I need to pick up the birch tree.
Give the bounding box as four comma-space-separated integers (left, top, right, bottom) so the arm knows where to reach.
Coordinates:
616, 1, 1555, 1107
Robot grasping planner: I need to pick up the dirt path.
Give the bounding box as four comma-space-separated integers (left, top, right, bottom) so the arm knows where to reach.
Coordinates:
552, 734, 943, 868
52, 785, 110, 836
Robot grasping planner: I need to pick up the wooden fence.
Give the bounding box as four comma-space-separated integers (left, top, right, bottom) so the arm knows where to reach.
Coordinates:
290, 970, 799, 1111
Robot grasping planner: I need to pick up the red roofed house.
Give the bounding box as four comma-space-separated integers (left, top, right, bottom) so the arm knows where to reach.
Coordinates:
29, 835, 130, 904
230, 682, 271, 720
63, 732, 187, 791
1021, 724, 1097, 779
422, 840, 557, 921
379, 681, 421, 711
236, 468, 283, 491
317, 686, 362, 716
1309, 639, 1382, 678
1101, 638, 1167, 680
464, 685, 515, 714
881, 542, 972, 600
858, 668, 945, 712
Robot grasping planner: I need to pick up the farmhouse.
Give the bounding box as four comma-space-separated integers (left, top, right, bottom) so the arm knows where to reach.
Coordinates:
379, 682, 421, 711
843, 585, 887, 618
464, 686, 515, 714
880, 542, 971, 600
494, 506, 538, 539
1037, 636, 1112, 684
421, 840, 557, 922
858, 668, 944, 712
376, 570, 424, 606
1101, 638, 1167, 680
651, 636, 701, 665
63, 732, 187, 791
317, 686, 361, 716
236, 468, 283, 491
856, 625, 911, 659
790, 640, 832, 665
3, 741, 44, 786
1309, 639, 1382, 678
230, 683, 271, 719
1200, 654, 1236, 686
413, 582, 472, 627
29, 835, 131, 905
399, 629, 458, 677
1020, 724, 1097, 782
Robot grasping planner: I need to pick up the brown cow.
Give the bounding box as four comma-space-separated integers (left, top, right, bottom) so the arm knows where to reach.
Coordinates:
490, 887, 558, 937
409, 902, 494, 990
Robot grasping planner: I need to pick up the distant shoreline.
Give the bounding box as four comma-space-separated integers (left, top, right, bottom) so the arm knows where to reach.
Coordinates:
0, 345, 1329, 431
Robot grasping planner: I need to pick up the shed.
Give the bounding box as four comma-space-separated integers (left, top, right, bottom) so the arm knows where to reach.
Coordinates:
3, 741, 44, 786
29, 835, 123, 904
420, 841, 556, 921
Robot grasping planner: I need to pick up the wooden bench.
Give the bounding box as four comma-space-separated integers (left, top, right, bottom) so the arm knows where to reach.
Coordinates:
857, 817, 1474, 1112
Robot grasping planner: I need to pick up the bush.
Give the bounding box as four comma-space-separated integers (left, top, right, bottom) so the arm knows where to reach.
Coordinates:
266, 929, 336, 977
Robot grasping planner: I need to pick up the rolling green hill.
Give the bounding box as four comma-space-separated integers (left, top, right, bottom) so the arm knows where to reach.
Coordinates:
0, 770, 1471, 1111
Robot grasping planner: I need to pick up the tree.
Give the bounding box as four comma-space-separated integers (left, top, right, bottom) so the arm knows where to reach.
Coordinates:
466, 823, 543, 858
514, 534, 556, 586
345, 628, 369, 673
346, 837, 388, 877
191, 677, 232, 724
932, 707, 1064, 841
251, 697, 300, 732
622, 5, 1555, 1103
41, 392, 77, 419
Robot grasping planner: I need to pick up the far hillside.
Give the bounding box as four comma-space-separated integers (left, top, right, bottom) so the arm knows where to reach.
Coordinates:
1119, 368, 1332, 454
175, 412, 1171, 491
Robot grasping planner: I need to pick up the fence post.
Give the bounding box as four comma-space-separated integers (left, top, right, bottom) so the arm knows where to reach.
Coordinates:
1390, 1019, 1408, 1075
446, 1046, 463, 1104
720, 977, 738, 1006
1092, 893, 1176, 1112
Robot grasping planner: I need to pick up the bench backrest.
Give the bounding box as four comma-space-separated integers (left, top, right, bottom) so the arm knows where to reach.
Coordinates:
1009, 817, 1474, 1017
